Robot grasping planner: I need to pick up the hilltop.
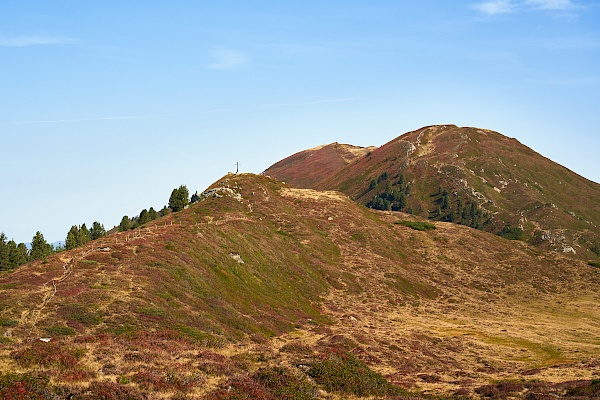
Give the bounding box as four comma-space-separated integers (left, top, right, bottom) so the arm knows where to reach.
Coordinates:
1, 172, 599, 399
265, 125, 600, 261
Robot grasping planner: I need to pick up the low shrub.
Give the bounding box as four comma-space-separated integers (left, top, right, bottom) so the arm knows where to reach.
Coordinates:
205, 367, 317, 400
588, 261, 600, 268
45, 324, 76, 336
11, 341, 83, 370
395, 221, 436, 231
83, 381, 147, 400
0, 318, 18, 327
0, 371, 52, 399
308, 350, 403, 397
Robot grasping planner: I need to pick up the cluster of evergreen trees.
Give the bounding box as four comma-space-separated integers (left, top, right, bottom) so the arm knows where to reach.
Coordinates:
0, 233, 30, 271
366, 173, 408, 212
118, 207, 165, 232
66, 222, 106, 250
0, 231, 56, 271
365, 173, 490, 231
118, 185, 190, 232
432, 188, 487, 230
3, 184, 196, 270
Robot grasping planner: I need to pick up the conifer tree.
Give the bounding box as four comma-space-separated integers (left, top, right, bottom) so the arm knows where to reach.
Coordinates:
12, 243, 29, 266
159, 206, 170, 217
119, 216, 132, 232
148, 207, 158, 221
90, 222, 106, 240
30, 231, 52, 261
80, 224, 91, 245
66, 225, 80, 250
0, 233, 8, 269
169, 185, 190, 212
137, 209, 150, 226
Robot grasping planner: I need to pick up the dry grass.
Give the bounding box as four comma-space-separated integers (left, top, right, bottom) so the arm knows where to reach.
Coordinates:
0, 173, 598, 399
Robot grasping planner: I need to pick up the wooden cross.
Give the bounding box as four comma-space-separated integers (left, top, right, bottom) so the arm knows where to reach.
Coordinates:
235, 162, 241, 174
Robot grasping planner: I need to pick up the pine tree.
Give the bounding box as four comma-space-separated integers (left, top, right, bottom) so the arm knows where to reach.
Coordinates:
169, 185, 190, 212
90, 222, 106, 240
148, 207, 158, 221
12, 243, 29, 266
30, 231, 52, 261
66, 225, 80, 250
119, 216, 132, 232
0, 233, 8, 269
138, 209, 150, 226
79, 224, 91, 245
159, 206, 170, 217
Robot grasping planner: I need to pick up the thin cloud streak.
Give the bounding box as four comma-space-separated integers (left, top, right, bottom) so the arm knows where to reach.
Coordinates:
208, 49, 249, 69
0, 34, 74, 47
524, 0, 576, 10
0, 114, 175, 127
472, 0, 579, 15
472, 0, 516, 15
258, 97, 360, 108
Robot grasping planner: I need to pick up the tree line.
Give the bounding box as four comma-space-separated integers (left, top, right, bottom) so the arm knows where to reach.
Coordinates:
1, 184, 194, 271
0, 231, 55, 271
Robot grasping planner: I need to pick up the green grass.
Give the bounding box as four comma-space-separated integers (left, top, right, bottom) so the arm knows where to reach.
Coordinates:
138, 307, 165, 317
395, 220, 436, 231
45, 325, 76, 336
308, 351, 404, 397
589, 261, 600, 268
0, 318, 18, 327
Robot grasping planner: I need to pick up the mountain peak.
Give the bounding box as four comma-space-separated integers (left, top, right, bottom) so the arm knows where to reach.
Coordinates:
265, 125, 600, 259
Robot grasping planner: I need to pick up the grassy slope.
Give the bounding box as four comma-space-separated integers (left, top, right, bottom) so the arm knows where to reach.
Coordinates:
0, 173, 599, 398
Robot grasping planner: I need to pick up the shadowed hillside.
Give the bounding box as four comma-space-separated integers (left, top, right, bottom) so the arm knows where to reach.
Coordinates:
265, 125, 600, 261
1, 173, 599, 399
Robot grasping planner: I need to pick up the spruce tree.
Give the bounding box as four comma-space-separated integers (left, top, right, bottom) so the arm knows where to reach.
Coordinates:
148, 207, 158, 221
90, 222, 106, 240
12, 243, 29, 266
66, 225, 80, 250
6, 240, 18, 269
137, 209, 150, 226
0, 233, 8, 269
119, 216, 132, 232
79, 224, 91, 245
30, 231, 52, 261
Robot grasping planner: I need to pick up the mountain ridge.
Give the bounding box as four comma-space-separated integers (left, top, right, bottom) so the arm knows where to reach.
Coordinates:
265, 125, 600, 261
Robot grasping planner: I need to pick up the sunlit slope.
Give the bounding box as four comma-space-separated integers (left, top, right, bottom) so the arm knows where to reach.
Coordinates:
0, 173, 598, 398
265, 125, 600, 260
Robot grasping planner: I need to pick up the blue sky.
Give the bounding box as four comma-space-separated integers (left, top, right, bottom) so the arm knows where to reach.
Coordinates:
1, 1, 599, 244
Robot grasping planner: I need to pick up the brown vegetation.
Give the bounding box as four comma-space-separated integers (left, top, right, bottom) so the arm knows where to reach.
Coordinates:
0, 172, 598, 399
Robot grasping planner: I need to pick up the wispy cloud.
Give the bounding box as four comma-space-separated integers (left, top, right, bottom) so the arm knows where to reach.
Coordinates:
0, 34, 73, 47
0, 114, 174, 127
472, 0, 579, 15
472, 0, 516, 15
528, 75, 600, 86
258, 97, 360, 108
208, 49, 249, 69
524, 0, 576, 10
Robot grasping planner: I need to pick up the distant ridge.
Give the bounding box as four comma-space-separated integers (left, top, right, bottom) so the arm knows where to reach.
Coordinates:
265, 142, 376, 188
265, 125, 600, 259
